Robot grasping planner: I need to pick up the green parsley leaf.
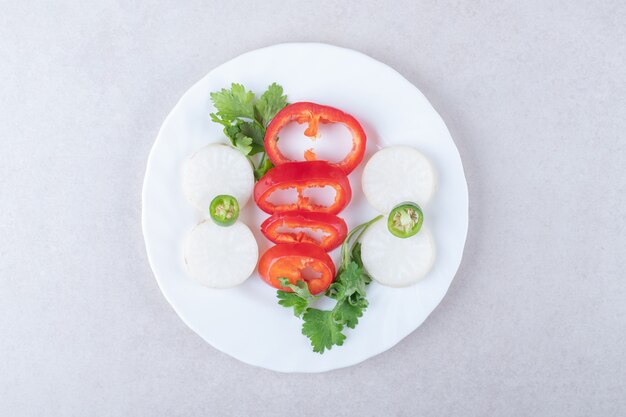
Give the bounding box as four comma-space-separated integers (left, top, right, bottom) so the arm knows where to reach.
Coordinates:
351, 242, 364, 268
220, 122, 264, 156
273, 216, 383, 354
326, 282, 345, 300
302, 309, 346, 353
277, 291, 309, 317
209, 83, 287, 180
254, 157, 274, 181
276, 279, 317, 318
238, 121, 265, 154
255, 83, 287, 127
233, 135, 253, 155
350, 242, 372, 284
277, 278, 315, 300
210, 83, 255, 121
337, 261, 368, 299
210, 112, 231, 128
222, 124, 240, 144
334, 297, 368, 329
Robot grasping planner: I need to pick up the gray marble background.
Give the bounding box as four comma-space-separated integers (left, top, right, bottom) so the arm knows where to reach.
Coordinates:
1, 1, 625, 416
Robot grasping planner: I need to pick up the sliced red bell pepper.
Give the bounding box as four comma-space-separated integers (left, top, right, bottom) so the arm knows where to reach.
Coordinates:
264, 102, 367, 175
258, 243, 336, 295
254, 161, 352, 215
261, 211, 348, 251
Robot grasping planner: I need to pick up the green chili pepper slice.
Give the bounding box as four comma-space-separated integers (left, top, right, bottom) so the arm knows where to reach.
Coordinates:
209, 194, 239, 226
387, 202, 423, 238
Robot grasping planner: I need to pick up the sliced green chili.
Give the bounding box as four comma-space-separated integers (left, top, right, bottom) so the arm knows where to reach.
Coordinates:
209, 195, 239, 226
387, 202, 423, 238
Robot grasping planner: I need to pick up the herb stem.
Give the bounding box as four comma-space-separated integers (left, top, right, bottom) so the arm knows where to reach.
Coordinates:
340, 215, 382, 267
351, 215, 382, 251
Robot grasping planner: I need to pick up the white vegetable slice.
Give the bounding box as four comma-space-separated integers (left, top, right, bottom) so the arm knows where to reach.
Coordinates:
361, 219, 435, 287
183, 220, 258, 288
183, 144, 254, 212
361, 146, 435, 213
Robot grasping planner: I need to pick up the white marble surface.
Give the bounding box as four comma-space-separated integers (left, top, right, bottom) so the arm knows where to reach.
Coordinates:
1, 1, 625, 416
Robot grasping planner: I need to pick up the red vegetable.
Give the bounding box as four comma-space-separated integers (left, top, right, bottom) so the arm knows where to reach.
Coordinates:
254, 161, 352, 215
261, 211, 348, 251
264, 102, 367, 175
258, 243, 336, 295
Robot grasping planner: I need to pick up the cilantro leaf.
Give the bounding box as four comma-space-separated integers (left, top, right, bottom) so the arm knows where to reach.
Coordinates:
210, 83, 255, 121
272, 216, 384, 354
220, 122, 264, 156
255, 83, 287, 127
302, 309, 346, 353
233, 135, 253, 155
210, 112, 231, 128
209, 83, 287, 179
351, 242, 365, 268
347, 242, 372, 284
326, 282, 345, 300
334, 297, 368, 329
254, 158, 273, 181
278, 278, 315, 300
221, 125, 239, 148
238, 121, 265, 154
331, 261, 369, 329
337, 261, 368, 299
224, 122, 265, 155
276, 279, 316, 318
277, 291, 309, 317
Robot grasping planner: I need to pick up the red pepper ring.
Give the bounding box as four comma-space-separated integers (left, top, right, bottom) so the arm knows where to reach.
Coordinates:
254, 161, 352, 215
261, 211, 348, 251
258, 243, 336, 295
264, 102, 367, 175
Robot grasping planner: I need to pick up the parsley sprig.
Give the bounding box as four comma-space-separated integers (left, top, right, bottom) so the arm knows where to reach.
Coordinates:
276, 215, 383, 353
209, 83, 287, 180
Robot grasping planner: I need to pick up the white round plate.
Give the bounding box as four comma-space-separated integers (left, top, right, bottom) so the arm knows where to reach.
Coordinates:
142, 43, 468, 373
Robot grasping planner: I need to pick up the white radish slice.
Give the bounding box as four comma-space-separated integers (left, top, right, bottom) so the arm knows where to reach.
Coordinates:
183, 144, 254, 212
361, 219, 435, 287
183, 220, 258, 288
361, 146, 435, 213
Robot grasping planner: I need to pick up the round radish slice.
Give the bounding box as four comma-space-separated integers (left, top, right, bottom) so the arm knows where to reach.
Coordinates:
361, 146, 435, 213
360, 219, 435, 287
183, 144, 254, 212
183, 220, 258, 288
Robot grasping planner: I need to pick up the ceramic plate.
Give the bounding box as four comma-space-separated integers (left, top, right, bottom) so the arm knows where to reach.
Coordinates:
142, 43, 468, 373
